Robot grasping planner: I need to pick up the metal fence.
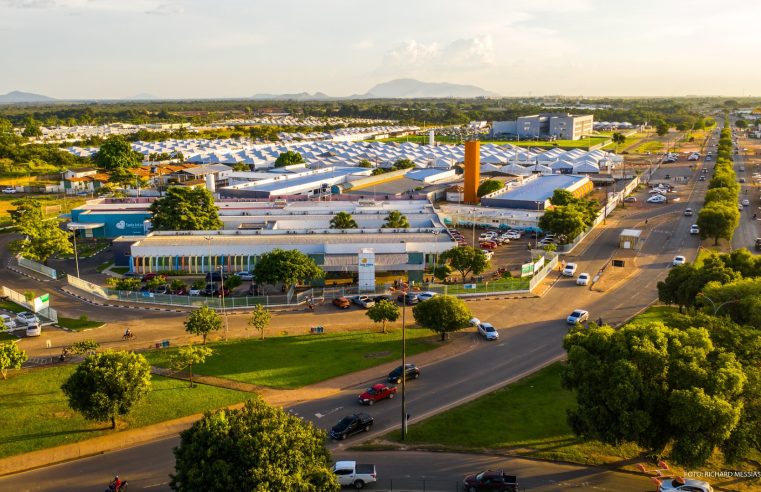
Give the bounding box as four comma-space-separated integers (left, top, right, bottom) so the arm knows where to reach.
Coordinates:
106, 289, 293, 308
0, 285, 58, 323
17, 256, 60, 280
529, 253, 559, 291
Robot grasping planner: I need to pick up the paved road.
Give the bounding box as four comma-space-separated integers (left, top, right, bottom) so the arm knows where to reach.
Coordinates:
0, 163, 708, 490
730, 138, 760, 251
0, 440, 649, 492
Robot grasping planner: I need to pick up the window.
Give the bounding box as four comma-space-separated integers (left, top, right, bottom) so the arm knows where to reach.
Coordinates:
334, 469, 351, 476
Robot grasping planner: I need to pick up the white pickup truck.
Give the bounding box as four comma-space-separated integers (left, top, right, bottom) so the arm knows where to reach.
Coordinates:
332, 460, 377, 489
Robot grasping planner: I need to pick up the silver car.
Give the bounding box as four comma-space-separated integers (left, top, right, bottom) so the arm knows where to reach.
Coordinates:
15, 311, 40, 327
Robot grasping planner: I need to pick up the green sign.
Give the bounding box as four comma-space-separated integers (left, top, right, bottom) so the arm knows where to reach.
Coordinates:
521, 262, 534, 277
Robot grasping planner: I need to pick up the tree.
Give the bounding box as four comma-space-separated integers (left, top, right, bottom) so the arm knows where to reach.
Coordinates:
366, 299, 400, 334
231, 162, 249, 171
69, 339, 99, 355
329, 211, 357, 229
371, 168, 387, 176
106, 277, 141, 291
538, 206, 587, 243
274, 150, 305, 167
8, 198, 73, 264
149, 187, 223, 231
611, 132, 626, 152
412, 295, 472, 341
21, 119, 42, 138
171, 397, 338, 491
697, 204, 740, 245
439, 246, 489, 284
184, 306, 222, 344
704, 187, 736, 205
0, 341, 27, 379
392, 158, 415, 171
735, 119, 748, 129
253, 248, 324, 292
93, 136, 142, 170
108, 166, 137, 189
656, 121, 670, 136
382, 210, 410, 228
247, 304, 271, 340
357, 159, 373, 168
61, 350, 152, 429
477, 179, 504, 197
549, 189, 575, 206
562, 322, 746, 467
170, 344, 213, 387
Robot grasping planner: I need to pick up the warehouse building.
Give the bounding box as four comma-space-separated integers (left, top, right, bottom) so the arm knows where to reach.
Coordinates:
492, 113, 594, 140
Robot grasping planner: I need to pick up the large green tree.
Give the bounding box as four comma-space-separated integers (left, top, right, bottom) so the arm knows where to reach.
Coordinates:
329, 211, 357, 229
149, 187, 223, 231
697, 204, 740, 245
365, 299, 400, 334
538, 206, 587, 243
439, 246, 489, 284
412, 295, 472, 341
184, 306, 222, 344
9, 198, 73, 264
274, 150, 305, 167
93, 136, 142, 170
0, 341, 27, 380
61, 350, 152, 429
562, 322, 746, 466
392, 158, 415, 171
382, 210, 410, 228
171, 398, 339, 492
477, 179, 504, 197
253, 249, 324, 292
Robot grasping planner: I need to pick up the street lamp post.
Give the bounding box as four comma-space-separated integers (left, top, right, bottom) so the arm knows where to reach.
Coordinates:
71, 228, 80, 278
698, 293, 739, 316
401, 293, 408, 440
470, 209, 477, 249
219, 266, 229, 340
204, 236, 213, 274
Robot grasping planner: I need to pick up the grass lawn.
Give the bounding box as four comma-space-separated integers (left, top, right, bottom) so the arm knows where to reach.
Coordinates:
637, 140, 665, 153
56, 317, 105, 331
0, 299, 27, 313
146, 328, 440, 389
0, 365, 251, 459
386, 363, 642, 464
111, 266, 129, 275
95, 261, 113, 273
0, 332, 18, 341
431, 277, 530, 295
626, 305, 679, 325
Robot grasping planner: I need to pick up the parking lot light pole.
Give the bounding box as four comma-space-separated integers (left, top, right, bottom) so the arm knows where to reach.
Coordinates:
219, 266, 229, 340
470, 209, 477, 249
401, 294, 408, 440
71, 228, 80, 278
204, 236, 213, 273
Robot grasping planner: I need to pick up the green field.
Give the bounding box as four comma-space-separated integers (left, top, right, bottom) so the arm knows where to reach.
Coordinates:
146, 328, 439, 389
626, 305, 679, 325
429, 277, 530, 295
56, 317, 105, 331
0, 365, 251, 459
0, 300, 27, 313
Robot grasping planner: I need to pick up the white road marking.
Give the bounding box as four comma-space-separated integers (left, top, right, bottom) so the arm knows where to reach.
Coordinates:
315, 406, 343, 418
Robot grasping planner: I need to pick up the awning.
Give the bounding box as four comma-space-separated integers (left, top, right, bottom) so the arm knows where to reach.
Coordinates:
324, 253, 409, 267
67, 222, 105, 230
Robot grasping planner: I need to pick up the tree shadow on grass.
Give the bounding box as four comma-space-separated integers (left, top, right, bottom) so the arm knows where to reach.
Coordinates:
0, 426, 108, 445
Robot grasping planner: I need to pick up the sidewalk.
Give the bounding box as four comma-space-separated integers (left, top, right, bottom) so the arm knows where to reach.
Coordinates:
0, 330, 477, 477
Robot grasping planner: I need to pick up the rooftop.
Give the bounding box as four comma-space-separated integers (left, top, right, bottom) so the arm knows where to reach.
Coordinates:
488, 174, 588, 203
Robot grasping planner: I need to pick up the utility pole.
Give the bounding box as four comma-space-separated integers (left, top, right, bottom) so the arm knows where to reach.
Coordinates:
401, 293, 408, 440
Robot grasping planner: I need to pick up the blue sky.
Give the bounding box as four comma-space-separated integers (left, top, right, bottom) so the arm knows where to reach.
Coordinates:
2, 0, 760, 99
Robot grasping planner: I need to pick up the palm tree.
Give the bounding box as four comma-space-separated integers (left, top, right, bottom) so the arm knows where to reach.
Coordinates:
383, 210, 410, 228
329, 211, 358, 229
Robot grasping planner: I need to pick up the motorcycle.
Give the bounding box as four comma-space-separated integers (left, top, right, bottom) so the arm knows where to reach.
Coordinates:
105, 479, 128, 491
122, 332, 135, 341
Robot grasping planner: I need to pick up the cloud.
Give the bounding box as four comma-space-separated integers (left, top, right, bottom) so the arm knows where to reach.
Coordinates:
145, 2, 183, 15
1, 0, 57, 7
380, 36, 494, 75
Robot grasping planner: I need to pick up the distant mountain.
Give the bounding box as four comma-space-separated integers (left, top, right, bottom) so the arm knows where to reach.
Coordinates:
0, 91, 56, 104
362, 79, 498, 99
127, 93, 160, 100
251, 91, 335, 101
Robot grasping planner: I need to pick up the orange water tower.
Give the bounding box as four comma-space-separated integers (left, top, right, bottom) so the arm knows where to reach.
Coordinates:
463, 140, 481, 204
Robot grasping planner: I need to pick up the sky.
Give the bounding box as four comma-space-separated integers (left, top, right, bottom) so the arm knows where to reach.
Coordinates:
2, 0, 761, 99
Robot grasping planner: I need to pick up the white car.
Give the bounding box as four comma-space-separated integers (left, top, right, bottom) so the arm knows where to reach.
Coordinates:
1, 187, 16, 194
657, 477, 713, 492
689, 224, 699, 235
562, 263, 577, 277
503, 231, 521, 239
647, 195, 667, 203
576, 273, 591, 286
566, 309, 589, 325
26, 324, 41, 337
15, 311, 40, 327
742, 199, 750, 206
672, 256, 686, 266
476, 322, 499, 340
234, 271, 254, 281
480, 250, 494, 260
1, 314, 16, 331
416, 291, 437, 302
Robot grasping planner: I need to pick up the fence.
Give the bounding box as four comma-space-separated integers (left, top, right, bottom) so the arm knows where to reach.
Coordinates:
0, 285, 58, 323
17, 256, 60, 280
529, 253, 559, 291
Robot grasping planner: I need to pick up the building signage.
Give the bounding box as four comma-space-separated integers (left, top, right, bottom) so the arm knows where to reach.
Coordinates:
520, 262, 534, 277
358, 249, 376, 292
32, 293, 50, 312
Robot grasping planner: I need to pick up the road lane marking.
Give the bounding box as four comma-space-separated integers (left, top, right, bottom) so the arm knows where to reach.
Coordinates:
315, 406, 343, 418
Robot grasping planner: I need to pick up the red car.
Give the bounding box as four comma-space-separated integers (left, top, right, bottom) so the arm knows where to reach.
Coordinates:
358, 384, 397, 405
479, 241, 497, 250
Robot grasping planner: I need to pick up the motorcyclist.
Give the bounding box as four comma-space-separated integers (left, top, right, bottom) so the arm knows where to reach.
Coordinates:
109, 475, 123, 491
123, 328, 133, 339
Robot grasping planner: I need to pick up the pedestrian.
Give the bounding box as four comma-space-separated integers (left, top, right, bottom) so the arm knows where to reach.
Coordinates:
597, 317, 604, 326
406, 412, 411, 422
645, 218, 648, 225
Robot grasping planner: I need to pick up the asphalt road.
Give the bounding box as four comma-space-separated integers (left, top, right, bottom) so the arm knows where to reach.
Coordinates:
0, 162, 707, 491
0, 440, 649, 492
730, 143, 759, 251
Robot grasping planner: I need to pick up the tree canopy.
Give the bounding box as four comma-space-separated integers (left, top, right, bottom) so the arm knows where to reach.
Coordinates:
392, 158, 415, 171
439, 246, 489, 283
697, 203, 740, 245
0, 341, 27, 380
412, 295, 472, 341
329, 211, 357, 229
8, 197, 73, 264
171, 398, 338, 491
538, 206, 587, 243
170, 344, 213, 387
184, 306, 222, 344
253, 248, 324, 291
61, 350, 152, 428
365, 299, 400, 333
149, 187, 223, 231
247, 304, 272, 340
93, 136, 142, 170
382, 210, 410, 228
274, 150, 305, 167
477, 179, 504, 197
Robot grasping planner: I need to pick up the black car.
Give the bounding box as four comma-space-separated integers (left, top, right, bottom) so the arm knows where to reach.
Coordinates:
205, 272, 228, 282
397, 293, 419, 305
329, 413, 374, 440
373, 294, 392, 302
201, 283, 217, 296
463, 470, 518, 491
755, 238, 761, 252
387, 363, 420, 384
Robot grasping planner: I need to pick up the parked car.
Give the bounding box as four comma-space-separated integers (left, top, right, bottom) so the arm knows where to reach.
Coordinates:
122, 271, 142, 279
481, 250, 494, 260
15, 311, 40, 327
387, 363, 420, 384
205, 271, 229, 282
475, 321, 499, 340
0, 314, 16, 331
562, 263, 577, 277
358, 383, 397, 405
214, 286, 231, 297
201, 283, 217, 296
647, 195, 667, 203
416, 291, 437, 301
234, 271, 254, 281
672, 255, 687, 266
25, 323, 41, 337
372, 294, 392, 302
624, 196, 637, 202
350, 295, 375, 308
397, 293, 419, 305
329, 413, 374, 440
2, 187, 17, 194
462, 470, 518, 492
332, 461, 377, 490
566, 309, 589, 325
332, 297, 351, 309
479, 242, 497, 250
576, 273, 591, 286
188, 287, 201, 296
756, 238, 761, 251
503, 231, 521, 239
684, 208, 693, 216
657, 477, 713, 492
